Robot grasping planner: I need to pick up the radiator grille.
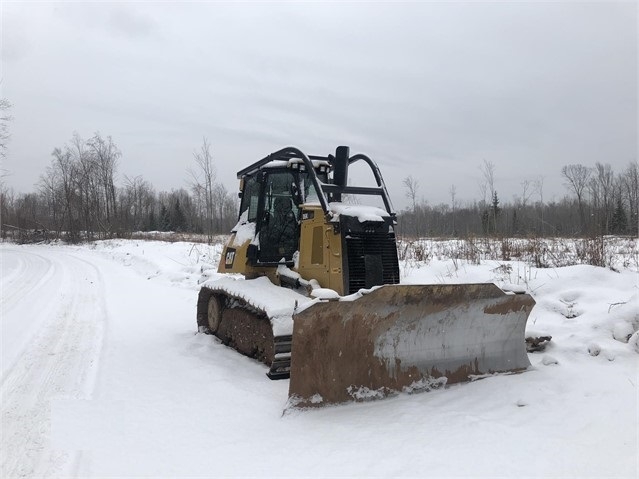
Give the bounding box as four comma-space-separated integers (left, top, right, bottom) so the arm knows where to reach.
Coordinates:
345, 232, 400, 294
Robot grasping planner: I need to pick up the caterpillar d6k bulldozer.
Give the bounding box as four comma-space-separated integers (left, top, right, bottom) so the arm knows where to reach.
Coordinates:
197, 146, 535, 408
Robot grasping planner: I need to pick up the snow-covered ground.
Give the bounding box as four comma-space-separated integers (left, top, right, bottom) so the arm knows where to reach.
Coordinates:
1, 239, 637, 478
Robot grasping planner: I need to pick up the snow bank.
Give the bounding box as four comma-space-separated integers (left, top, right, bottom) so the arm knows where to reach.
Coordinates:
2, 238, 638, 478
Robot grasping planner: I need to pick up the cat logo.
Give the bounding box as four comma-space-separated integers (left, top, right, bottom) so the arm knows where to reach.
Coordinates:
224, 248, 236, 268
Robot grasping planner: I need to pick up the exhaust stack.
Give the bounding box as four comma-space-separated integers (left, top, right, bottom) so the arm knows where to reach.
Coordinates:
331, 145, 350, 202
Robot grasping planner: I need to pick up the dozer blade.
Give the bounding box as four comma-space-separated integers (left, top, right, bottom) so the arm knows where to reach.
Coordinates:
288, 283, 535, 408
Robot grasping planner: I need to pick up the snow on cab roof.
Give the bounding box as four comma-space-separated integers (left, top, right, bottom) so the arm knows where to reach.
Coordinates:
328, 203, 390, 223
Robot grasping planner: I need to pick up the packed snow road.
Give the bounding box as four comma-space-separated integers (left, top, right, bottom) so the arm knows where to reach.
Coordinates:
1, 247, 105, 477
1, 240, 637, 478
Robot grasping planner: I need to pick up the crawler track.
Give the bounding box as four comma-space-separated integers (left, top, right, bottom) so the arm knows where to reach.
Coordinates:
197, 287, 292, 379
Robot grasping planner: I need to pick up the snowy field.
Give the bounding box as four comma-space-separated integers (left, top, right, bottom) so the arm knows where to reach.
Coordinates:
1, 238, 638, 478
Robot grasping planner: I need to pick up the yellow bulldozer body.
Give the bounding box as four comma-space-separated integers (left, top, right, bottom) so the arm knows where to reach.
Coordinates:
197, 146, 535, 407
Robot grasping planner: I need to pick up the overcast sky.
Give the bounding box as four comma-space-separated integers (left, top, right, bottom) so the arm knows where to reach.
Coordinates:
1, 1, 636, 210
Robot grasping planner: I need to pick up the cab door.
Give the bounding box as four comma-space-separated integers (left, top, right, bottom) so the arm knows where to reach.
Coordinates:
257, 170, 300, 263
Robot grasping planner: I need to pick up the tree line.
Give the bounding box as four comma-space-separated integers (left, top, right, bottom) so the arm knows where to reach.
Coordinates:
1, 133, 237, 242
398, 160, 638, 238
1, 129, 637, 243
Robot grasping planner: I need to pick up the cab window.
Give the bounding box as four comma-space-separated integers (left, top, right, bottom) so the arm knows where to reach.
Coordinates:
259, 171, 299, 262
239, 176, 260, 222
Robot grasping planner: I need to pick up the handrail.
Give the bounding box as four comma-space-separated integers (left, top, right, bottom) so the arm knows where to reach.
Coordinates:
348, 153, 395, 215
236, 146, 331, 216
236, 147, 396, 219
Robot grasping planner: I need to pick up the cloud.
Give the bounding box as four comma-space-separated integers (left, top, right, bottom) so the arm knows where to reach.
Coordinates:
1, 2, 636, 209
108, 7, 159, 40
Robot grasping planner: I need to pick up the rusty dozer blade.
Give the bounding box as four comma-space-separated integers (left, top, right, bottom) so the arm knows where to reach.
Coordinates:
288, 283, 535, 408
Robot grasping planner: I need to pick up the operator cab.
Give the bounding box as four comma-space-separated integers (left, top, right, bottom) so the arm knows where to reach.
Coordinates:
238, 158, 329, 265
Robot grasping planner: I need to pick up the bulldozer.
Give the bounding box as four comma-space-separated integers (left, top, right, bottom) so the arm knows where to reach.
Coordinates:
197, 146, 535, 407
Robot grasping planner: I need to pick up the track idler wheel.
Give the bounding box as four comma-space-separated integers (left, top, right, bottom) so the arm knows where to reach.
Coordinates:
207, 295, 223, 333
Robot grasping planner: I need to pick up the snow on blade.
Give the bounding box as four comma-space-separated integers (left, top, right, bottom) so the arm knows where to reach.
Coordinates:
310, 288, 340, 300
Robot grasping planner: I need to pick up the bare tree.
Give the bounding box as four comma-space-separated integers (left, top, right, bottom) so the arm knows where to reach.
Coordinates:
189, 138, 216, 242
535, 175, 545, 236
592, 162, 615, 234
38, 164, 63, 234
0, 99, 11, 237
0, 129, 237, 240
403, 175, 419, 213
511, 179, 535, 234
35, 132, 122, 241
620, 162, 638, 233
403, 175, 420, 238
0, 98, 11, 161
479, 159, 496, 204
120, 175, 155, 232
70, 132, 98, 238
47, 146, 79, 240
87, 132, 120, 228
0, 186, 12, 238
519, 180, 534, 208
479, 160, 498, 233
561, 164, 592, 233
212, 182, 228, 232
449, 184, 457, 236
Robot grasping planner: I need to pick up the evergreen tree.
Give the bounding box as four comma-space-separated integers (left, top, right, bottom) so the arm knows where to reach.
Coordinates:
147, 210, 157, 231
481, 209, 490, 235
611, 198, 627, 234
481, 192, 501, 235
172, 199, 187, 232
159, 204, 171, 231
512, 209, 519, 235
491, 190, 501, 235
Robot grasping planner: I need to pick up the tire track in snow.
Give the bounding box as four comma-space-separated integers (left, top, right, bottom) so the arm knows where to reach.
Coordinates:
1, 250, 58, 377
0, 249, 106, 478
1, 250, 55, 315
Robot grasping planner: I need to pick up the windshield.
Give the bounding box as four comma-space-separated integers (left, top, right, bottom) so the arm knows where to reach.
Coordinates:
298, 169, 327, 205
